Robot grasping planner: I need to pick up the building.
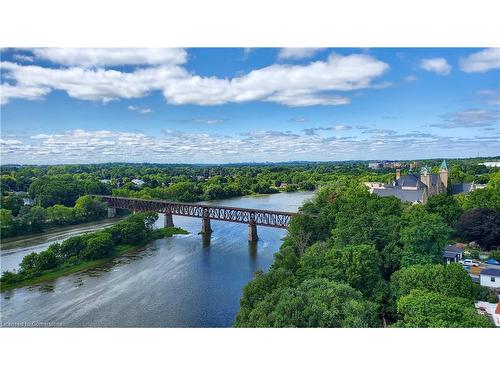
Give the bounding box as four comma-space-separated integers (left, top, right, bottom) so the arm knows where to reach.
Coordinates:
368, 162, 383, 170
366, 160, 486, 204
366, 160, 449, 204
442, 244, 464, 264
131, 178, 145, 187
450, 182, 487, 195
479, 268, 500, 289
479, 161, 500, 167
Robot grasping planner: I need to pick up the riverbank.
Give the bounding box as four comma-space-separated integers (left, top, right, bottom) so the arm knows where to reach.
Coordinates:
0, 226, 188, 292
0, 216, 127, 245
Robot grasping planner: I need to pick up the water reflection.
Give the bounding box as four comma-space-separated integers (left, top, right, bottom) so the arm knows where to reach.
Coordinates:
1, 191, 314, 327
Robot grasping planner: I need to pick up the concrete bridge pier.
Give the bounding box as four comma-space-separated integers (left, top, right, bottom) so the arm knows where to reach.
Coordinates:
248, 222, 258, 242
201, 217, 212, 234
164, 213, 174, 228
107, 207, 116, 218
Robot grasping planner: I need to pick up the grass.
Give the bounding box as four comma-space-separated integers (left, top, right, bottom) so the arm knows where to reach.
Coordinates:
0, 226, 188, 292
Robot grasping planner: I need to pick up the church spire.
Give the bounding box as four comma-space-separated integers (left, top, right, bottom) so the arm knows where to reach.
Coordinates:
440, 160, 448, 171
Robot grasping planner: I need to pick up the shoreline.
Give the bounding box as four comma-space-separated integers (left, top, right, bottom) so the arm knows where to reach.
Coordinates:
0, 216, 126, 246
0, 227, 188, 292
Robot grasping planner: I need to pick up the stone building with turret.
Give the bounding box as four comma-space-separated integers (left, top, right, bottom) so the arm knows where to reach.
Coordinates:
365, 160, 449, 204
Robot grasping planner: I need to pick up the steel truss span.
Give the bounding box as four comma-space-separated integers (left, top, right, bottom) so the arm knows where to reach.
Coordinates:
93, 195, 298, 228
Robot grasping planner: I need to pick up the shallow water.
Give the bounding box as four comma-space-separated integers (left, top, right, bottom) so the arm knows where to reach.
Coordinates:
0, 191, 314, 327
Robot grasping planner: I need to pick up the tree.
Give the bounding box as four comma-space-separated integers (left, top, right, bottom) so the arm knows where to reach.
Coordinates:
74, 195, 107, 221
298, 243, 383, 298
80, 232, 114, 260
23, 206, 47, 233
390, 263, 475, 301
28, 175, 82, 207
400, 207, 452, 266
58, 235, 87, 259
235, 278, 380, 328
456, 208, 500, 250
1, 193, 24, 216
424, 194, 463, 227
394, 289, 492, 328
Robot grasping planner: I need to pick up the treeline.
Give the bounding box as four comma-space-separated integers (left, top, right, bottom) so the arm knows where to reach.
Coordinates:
235, 179, 498, 328
0, 196, 109, 238
0, 212, 187, 290
1, 160, 498, 237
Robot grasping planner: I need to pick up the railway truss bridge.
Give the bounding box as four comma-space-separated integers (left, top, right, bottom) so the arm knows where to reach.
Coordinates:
93, 195, 299, 241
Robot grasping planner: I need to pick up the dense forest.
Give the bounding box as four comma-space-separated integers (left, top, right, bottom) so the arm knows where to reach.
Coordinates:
235, 173, 499, 328
1, 158, 498, 239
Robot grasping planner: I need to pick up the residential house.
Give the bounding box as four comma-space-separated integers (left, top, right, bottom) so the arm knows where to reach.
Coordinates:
480, 268, 500, 289
442, 244, 464, 264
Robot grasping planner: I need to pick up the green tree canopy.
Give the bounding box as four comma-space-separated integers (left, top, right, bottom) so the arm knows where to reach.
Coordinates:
394, 289, 492, 328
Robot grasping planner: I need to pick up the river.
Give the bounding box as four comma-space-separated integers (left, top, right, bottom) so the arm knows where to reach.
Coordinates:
0, 191, 314, 327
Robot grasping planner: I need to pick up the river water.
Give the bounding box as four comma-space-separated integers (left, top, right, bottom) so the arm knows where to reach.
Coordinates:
0, 191, 314, 327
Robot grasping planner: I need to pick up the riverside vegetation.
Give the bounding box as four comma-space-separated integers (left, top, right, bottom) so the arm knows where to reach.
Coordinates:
0, 211, 188, 291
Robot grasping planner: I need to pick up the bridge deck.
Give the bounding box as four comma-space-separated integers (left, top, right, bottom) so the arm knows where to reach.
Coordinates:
94, 195, 298, 228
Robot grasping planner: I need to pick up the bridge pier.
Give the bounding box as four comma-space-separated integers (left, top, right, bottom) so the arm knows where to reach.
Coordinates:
201, 217, 212, 234
107, 207, 116, 218
248, 223, 258, 242
164, 213, 174, 228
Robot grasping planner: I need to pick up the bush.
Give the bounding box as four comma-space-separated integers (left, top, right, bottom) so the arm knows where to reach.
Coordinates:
80, 232, 114, 260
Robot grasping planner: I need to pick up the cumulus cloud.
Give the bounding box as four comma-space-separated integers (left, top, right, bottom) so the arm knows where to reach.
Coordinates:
278, 48, 325, 60
431, 109, 500, 128
1, 83, 51, 105
31, 48, 188, 67
1, 51, 390, 107
2, 128, 498, 164
420, 58, 452, 75
459, 48, 500, 73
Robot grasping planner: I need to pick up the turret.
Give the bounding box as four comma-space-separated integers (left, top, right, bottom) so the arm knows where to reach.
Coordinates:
439, 160, 448, 190
420, 166, 431, 188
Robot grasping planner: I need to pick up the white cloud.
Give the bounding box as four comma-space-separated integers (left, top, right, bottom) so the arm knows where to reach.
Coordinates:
1, 83, 51, 105
1, 52, 390, 107
459, 48, 500, 73
31, 48, 187, 67
278, 48, 325, 60
404, 74, 417, 82
420, 58, 452, 75
2, 128, 498, 164
431, 109, 500, 128
128, 105, 152, 114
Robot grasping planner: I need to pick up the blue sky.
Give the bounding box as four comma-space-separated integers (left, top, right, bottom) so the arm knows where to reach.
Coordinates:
1, 48, 499, 164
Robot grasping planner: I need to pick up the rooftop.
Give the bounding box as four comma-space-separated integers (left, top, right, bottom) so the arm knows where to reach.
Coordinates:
480, 268, 500, 277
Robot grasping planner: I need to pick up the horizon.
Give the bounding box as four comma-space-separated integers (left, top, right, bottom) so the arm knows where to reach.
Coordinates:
1, 155, 499, 168
1, 48, 499, 164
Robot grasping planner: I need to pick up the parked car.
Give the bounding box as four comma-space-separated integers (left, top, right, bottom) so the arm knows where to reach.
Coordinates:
485, 259, 500, 266
459, 258, 480, 267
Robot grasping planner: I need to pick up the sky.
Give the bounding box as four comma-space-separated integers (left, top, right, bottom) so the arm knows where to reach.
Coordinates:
1, 47, 499, 165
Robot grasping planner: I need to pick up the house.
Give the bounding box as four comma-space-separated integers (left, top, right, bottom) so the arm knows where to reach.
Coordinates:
131, 178, 145, 187
479, 268, 500, 289
366, 160, 448, 204
443, 244, 464, 264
